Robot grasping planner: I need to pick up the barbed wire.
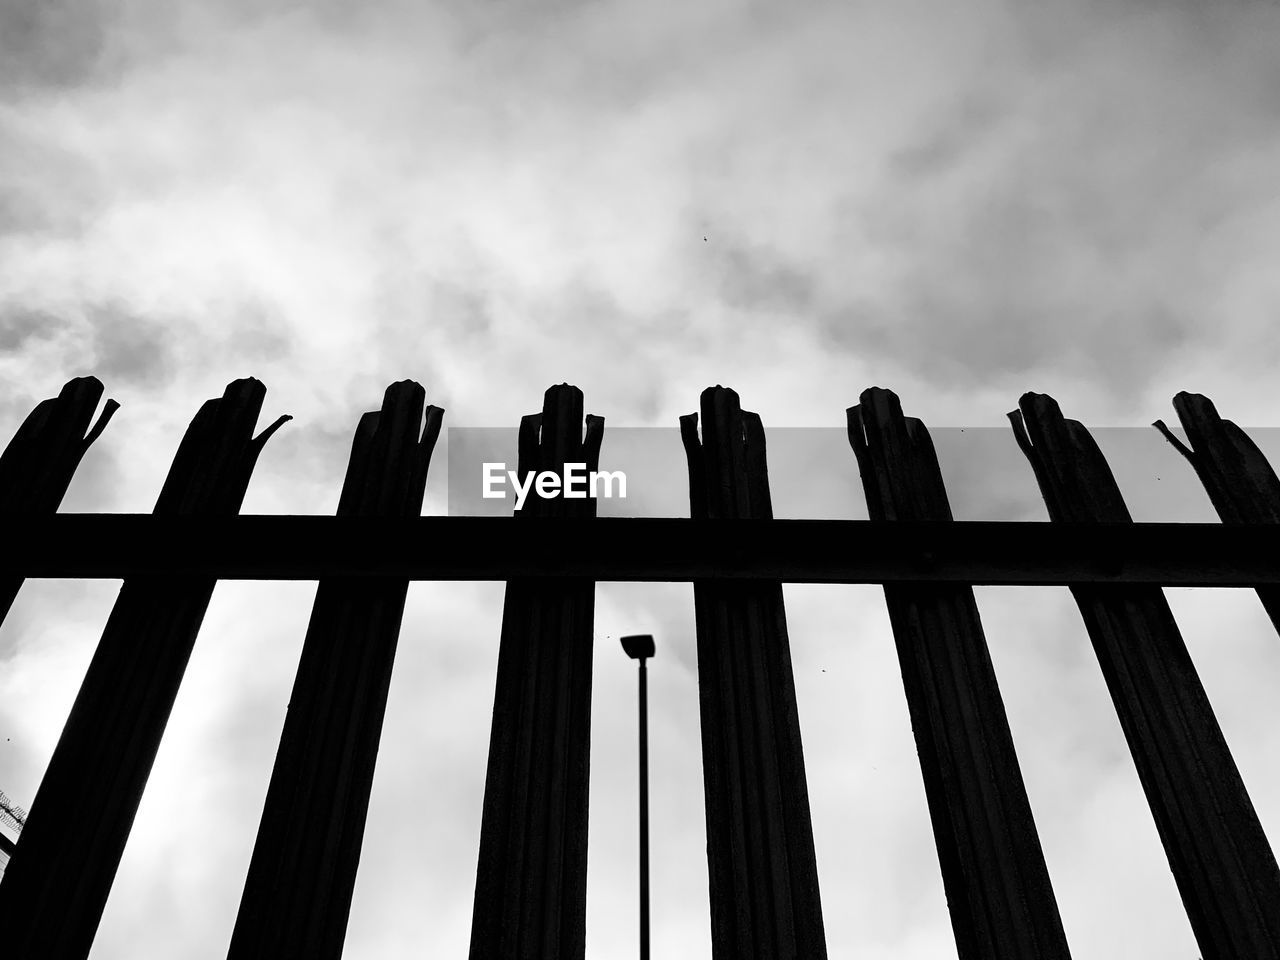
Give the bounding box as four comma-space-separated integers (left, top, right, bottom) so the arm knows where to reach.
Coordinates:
0, 788, 28, 832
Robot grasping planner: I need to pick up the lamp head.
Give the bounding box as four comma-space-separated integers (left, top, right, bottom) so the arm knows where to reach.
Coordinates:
620, 634, 655, 660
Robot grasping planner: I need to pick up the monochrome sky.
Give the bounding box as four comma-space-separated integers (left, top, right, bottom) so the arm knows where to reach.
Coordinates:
4, 0, 1280, 957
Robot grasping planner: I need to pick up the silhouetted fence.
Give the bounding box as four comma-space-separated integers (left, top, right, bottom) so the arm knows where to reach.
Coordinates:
0, 375, 1278, 960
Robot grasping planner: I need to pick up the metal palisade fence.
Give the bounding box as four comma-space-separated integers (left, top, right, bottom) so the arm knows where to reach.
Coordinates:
0, 377, 1277, 960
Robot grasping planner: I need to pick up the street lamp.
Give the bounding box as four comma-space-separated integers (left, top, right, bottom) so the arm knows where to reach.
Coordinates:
620, 634, 655, 960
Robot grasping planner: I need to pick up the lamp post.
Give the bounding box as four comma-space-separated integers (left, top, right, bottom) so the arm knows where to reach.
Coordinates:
620, 634, 655, 960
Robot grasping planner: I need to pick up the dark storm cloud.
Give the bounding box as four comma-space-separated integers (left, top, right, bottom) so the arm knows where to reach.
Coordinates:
88, 303, 177, 387
712, 240, 819, 315
13, 0, 1262, 419
0, 0, 109, 89
0, 306, 63, 352
890, 92, 1010, 182
803, 0, 1280, 405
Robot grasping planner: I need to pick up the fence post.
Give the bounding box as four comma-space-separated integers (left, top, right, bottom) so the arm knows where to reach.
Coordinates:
226, 381, 442, 960
469, 384, 602, 960
681, 386, 826, 960
0, 376, 118, 624
847, 387, 1071, 959
1012, 391, 1280, 960
0, 378, 288, 960
1154, 392, 1280, 635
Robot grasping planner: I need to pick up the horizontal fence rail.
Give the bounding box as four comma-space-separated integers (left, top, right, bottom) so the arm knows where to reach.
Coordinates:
5, 514, 1280, 584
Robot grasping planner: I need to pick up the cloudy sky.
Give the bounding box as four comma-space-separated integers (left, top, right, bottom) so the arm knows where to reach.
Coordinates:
4, 0, 1280, 956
